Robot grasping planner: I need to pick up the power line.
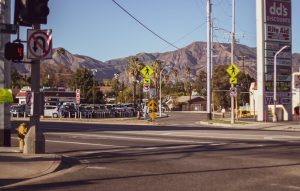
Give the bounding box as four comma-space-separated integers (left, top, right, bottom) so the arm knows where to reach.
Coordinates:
161, 22, 206, 51
111, 0, 179, 49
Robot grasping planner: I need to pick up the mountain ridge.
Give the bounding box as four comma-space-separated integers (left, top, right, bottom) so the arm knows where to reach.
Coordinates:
12, 41, 300, 81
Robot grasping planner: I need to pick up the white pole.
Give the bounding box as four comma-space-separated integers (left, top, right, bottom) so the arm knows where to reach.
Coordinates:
159, 70, 162, 117
273, 45, 289, 122
206, 0, 212, 120
230, 0, 236, 124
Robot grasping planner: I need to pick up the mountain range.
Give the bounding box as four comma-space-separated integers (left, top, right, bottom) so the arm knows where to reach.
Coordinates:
12, 41, 300, 82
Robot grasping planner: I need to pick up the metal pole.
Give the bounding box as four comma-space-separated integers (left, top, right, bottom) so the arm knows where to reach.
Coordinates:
230, 0, 236, 124
0, 0, 11, 146
159, 70, 162, 117
25, 24, 45, 154
91, 69, 97, 107
206, 0, 212, 120
273, 45, 289, 122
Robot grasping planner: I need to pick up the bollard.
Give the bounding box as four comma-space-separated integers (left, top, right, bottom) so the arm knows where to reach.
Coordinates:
16, 123, 28, 153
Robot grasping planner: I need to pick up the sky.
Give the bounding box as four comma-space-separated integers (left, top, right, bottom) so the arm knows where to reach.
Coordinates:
15, 0, 300, 61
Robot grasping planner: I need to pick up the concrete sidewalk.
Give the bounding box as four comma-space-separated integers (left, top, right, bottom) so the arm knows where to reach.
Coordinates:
0, 147, 62, 188
199, 119, 300, 131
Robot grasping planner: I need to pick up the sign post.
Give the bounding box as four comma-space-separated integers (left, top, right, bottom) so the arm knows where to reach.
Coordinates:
226, 63, 240, 123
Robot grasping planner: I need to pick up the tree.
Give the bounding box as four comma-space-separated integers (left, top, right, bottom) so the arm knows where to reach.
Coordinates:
212, 64, 231, 109
10, 69, 30, 89
70, 68, 103, 103
150, 60, 164, 96
194, 70, 207, 96
127, 57, 144, 104
237, 72, 255, 106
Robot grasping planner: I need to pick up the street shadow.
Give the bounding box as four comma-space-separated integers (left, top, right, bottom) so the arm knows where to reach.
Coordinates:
2, 161, 300, 191
11, 120, 300, 135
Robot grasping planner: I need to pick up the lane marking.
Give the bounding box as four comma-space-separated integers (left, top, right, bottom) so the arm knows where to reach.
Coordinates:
12, 137, 124, 148
45, 132, 214, 144
115, 131, 300, 141
46, 139, 125, 147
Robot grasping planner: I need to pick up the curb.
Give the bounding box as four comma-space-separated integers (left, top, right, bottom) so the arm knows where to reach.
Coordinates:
198, 121, 300, 131
0, 154, 62, 189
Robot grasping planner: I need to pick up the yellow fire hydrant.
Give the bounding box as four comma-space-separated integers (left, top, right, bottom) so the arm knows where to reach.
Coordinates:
16, 123, 27, 153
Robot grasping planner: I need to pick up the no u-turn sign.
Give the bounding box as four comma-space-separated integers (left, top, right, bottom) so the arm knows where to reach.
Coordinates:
27, 29, 53, 60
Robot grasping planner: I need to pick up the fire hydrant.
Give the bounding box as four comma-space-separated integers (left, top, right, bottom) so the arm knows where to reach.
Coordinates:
16, 123, 27, 153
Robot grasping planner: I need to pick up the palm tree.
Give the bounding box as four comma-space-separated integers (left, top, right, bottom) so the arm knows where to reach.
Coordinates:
127, 57, 144, 104
151, 60, 163, 98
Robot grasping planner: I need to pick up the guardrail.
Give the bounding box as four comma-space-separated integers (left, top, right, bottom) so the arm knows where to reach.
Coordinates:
58, 111, 136, 119
11, 110, 138, 119
11, 112, 27, 119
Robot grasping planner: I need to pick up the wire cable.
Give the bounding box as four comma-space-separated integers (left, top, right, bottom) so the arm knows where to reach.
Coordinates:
111, 0, 179, 49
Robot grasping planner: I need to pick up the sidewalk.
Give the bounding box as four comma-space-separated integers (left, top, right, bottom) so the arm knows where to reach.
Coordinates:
199, 118, 300, 131
0, 147, 62, 188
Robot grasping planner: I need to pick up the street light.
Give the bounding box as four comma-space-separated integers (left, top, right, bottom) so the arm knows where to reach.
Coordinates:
159, 63, 173, 117
273, 45, 289, 122
91, 69, 97, 107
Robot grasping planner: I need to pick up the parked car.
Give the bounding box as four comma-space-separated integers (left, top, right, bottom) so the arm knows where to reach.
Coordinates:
10, 104, 26, 117
59, 104, 77, 118
44, 105, 59, 118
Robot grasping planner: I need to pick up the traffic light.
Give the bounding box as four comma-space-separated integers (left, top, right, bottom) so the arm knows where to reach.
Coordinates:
4, 42, 24, 61
14, 0, 50, 26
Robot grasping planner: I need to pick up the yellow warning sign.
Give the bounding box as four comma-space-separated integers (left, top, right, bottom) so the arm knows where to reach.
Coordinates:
0, 89, 13, 103
144, 77, 151, 84
148, 99, 157, 110
140, 65, 154, 77
226, 63, 240, 77
229, 77, 238, 84
149, 112, 156, 120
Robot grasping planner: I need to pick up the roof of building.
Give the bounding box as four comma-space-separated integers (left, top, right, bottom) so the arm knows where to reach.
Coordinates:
16, 91, 76, 98
177, 96, 206, 103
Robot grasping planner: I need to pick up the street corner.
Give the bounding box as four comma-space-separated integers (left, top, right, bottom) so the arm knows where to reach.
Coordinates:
0, 152, 63, 188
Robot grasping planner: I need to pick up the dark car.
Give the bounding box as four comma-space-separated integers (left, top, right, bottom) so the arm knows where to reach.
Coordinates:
59, 104, 77, 118
10, 104, 26, 117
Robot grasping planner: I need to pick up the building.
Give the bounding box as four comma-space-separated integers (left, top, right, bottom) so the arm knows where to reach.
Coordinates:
16, 86, 76, 104
249, 72, 300, 121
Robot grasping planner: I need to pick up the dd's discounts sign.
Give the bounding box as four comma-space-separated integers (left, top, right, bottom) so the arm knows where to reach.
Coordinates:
264, 0, 292, 106
256, 0, 292, 121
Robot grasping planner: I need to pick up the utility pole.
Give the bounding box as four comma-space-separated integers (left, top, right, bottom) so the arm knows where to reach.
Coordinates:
24, 23, 45, 154
230, 0, 236, 124
206, 0, 212, 120
0, 0, 11, 147
91, 69, 97, 107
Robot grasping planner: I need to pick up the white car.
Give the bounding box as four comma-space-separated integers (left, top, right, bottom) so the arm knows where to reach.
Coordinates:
44, 105, 59, 118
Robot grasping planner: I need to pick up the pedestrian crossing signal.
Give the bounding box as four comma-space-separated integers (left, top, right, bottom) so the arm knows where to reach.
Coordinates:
4, 42, 24, 61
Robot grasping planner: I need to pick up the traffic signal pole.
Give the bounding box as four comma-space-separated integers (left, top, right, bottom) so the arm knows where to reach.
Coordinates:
0, 0, 11, 147
24, 24, 45, 154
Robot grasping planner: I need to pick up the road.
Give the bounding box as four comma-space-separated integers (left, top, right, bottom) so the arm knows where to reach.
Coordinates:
7, 112, 300, 191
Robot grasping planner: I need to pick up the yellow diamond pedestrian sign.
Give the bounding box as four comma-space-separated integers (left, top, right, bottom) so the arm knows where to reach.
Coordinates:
141, 65, 154, 77
226, 63, 240, 77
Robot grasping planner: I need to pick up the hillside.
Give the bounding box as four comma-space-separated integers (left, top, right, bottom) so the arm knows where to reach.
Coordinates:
12, 41, 300, 82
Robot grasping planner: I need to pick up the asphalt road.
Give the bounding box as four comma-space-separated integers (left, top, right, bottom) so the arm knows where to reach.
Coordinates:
7, 113, 300, 191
